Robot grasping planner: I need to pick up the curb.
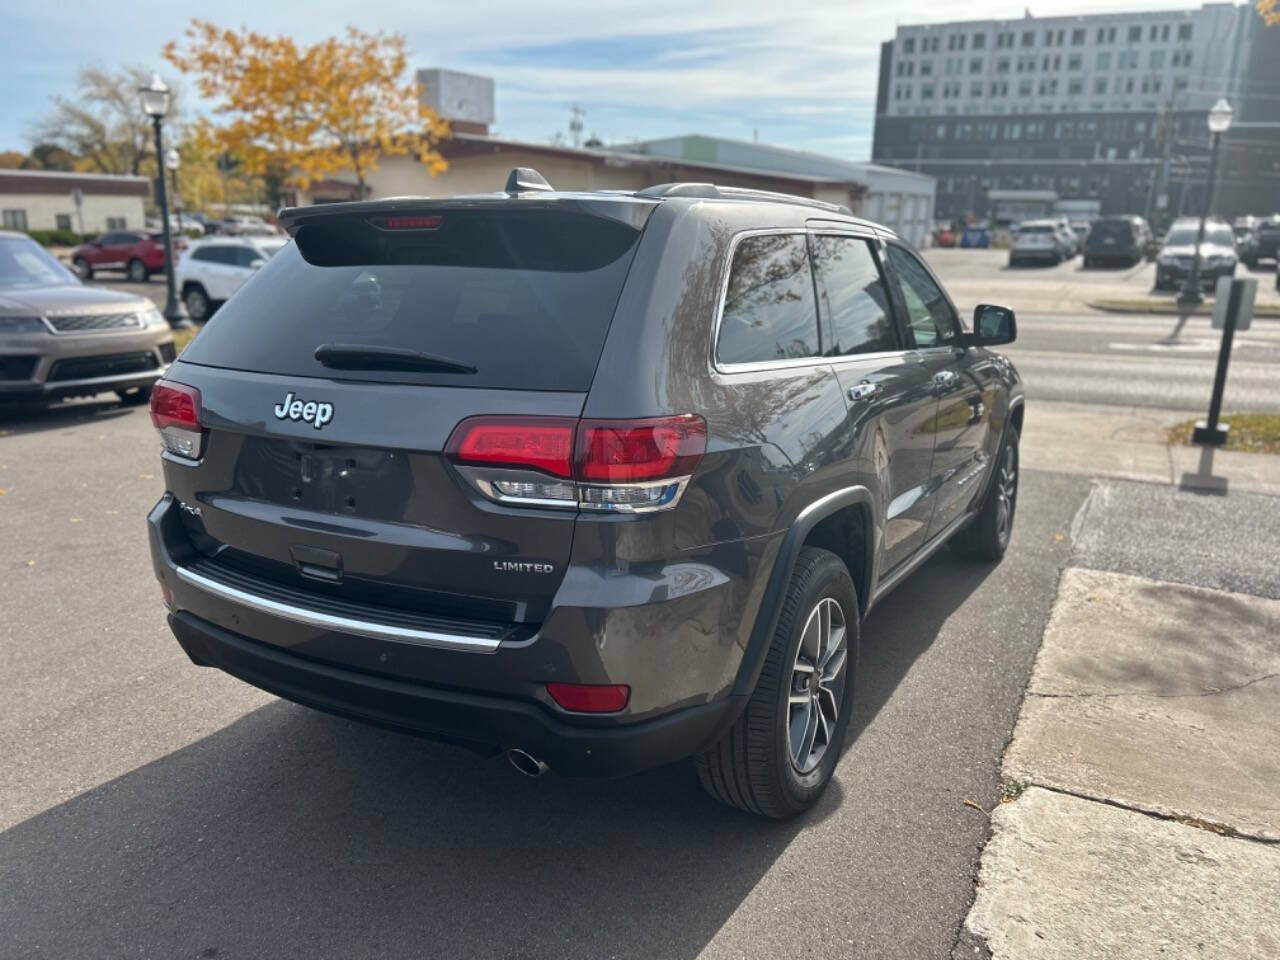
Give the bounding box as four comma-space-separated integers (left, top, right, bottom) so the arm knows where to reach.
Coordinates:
1088, 299, 1280, 318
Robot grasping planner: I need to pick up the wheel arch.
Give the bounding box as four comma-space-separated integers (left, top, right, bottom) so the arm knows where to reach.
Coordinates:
731, 485, 875, 698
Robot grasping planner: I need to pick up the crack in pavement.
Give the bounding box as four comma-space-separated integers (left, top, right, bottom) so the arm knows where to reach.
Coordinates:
1026, 672, 1280, 701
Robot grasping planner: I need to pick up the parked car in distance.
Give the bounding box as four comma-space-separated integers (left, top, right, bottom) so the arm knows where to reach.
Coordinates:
71, 230, 187, 282
1233, 224, 1259, 266
176, 236, 288, 322
1009, 220, 1069, 266
0, 231, 175, 404
1243, 217, 1280, 269
1154, 220, 1238, 291
146, 171, 1024, 818
1051, 218, 1079, 257
1083, 216, 1148, 268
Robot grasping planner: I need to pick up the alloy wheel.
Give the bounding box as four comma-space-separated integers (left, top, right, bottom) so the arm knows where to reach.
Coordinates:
787, 597, 848, 774
995, 443, 1018, 546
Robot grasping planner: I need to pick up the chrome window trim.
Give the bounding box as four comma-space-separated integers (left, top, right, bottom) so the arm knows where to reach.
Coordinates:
710, 226, 909, 376
174, 564, 502, 653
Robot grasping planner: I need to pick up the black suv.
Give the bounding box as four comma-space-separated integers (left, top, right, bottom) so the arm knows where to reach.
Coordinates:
147, 170, 1024, 818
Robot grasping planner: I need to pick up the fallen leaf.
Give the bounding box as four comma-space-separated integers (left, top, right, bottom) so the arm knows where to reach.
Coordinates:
138, 473, 155, 480
1053, 533, 1064, 542
26, 560, 36, 567
963, 799, 987, 814
69, 517, 82, 523
0, 488, 7, 495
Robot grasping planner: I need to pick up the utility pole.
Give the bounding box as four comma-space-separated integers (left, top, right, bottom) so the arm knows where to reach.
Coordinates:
569, 105, 585, 149
1144, 95, 1175, 231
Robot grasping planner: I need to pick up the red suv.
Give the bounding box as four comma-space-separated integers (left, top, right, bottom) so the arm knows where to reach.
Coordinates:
71, 230, 186, 283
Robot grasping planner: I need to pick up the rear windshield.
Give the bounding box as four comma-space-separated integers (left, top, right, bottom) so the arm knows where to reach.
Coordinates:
1088, 220, 1134, 243
179, 210, 643, 391
1019, 225, 1054, 235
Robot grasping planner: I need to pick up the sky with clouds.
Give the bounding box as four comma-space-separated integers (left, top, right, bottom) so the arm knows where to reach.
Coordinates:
1, 0, 1203, 161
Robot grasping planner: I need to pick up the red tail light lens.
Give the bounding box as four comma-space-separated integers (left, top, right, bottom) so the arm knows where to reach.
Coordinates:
150, 380, 203, 460
150, 380, 201, 431
546, 682, 630, 713
576, 415, 707, 483
446, 417, 576, 479
447, 413, 707, 512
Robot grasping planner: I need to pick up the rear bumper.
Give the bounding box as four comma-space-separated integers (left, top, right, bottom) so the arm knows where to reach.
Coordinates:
168, 609, 738, 777
148, 494, 760, 776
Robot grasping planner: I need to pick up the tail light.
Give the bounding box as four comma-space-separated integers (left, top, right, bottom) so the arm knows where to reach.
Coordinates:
149, 379, 203, 461
446, 414, 706, 513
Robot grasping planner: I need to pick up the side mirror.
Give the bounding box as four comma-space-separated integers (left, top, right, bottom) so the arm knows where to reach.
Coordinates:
971, 304, 1017, 346
247, 258, 265, 270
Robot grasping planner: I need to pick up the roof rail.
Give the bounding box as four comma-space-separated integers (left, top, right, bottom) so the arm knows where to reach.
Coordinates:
713, 186, 852, 216
505, 167, 554, 195
636, 182, 721, 199
636, 181, 851, 216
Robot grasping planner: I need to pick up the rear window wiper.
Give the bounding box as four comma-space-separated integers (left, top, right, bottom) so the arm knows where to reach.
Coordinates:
314, 343, 477, 374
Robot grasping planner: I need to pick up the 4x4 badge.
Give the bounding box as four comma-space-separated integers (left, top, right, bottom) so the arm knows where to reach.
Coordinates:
273, 391, 334, 430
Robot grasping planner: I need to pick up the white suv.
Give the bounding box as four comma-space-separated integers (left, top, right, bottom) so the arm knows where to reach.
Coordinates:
176, 237, 287, 322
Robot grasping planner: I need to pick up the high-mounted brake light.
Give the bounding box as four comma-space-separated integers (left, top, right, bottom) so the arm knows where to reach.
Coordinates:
150, 379, 203, 461
446, 414, 707, 513
372, 215, 443, 230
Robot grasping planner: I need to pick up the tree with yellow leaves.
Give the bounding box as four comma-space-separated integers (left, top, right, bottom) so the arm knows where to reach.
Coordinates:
164, 21, 449, 196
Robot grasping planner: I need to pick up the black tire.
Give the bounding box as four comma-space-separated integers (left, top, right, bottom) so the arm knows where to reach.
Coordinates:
74, 256, 92, 280
950, 425, 1020, 562
127, 258, 149, 283
183, 285, 212, 323
697, 547, 858, 819
115, 385, 152, 406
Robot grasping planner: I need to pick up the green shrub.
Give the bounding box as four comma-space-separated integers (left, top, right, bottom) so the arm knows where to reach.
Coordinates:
25, 228, 96, 247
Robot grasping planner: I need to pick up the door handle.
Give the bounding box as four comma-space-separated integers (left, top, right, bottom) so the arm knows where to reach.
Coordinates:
847, 382, 881, 402
932, 370, 957, 391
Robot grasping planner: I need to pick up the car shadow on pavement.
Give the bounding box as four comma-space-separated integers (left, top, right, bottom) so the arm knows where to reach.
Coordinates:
0, 396, 142, 437
0, 552, 993, 960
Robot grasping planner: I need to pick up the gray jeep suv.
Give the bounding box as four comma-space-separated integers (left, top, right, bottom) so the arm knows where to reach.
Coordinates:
147, 171, 1023, 818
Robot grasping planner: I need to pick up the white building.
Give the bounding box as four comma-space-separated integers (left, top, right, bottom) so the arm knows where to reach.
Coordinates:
882, 4, 1254, 120
0, 170, 149, 234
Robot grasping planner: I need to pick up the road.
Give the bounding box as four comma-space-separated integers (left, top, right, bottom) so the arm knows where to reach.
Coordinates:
923, 250, 1280, 413
0, 395, 1087, 959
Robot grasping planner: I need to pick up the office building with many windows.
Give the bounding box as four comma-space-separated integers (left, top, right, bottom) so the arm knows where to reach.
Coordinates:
872, 4, 1279, 225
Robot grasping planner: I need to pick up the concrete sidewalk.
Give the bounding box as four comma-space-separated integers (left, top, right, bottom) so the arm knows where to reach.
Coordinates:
1020, 400, 1280, 497
957, 567, 1280, 959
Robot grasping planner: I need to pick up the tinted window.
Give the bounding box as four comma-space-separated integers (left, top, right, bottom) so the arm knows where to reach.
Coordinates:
717, 233, 819, 365
190, 247, 221, 263
885, 245, 959, 348
1089, 220, 1134, 243
232, 246, 263, 267
180, 210, 642, 392
811, 236, 898, 356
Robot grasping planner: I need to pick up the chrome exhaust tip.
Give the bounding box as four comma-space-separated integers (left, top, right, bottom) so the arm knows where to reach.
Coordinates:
507, 748, 550, 778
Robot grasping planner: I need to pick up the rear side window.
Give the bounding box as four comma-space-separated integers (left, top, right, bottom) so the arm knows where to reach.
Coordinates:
811, 236, 898, 356
179, 210, 642, 391
717, 233, 819, 365
1089, 220, 1133, 243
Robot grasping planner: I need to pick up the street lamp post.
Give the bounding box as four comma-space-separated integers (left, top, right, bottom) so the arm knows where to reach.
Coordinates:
139, 74, 189, 328
1178, 98, 1234, 308
165, 147, 181, 226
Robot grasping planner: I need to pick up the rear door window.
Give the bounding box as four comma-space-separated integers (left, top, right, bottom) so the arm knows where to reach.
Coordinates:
717, 233, 820, 365
811, 235, 899, 356
179, 209, 643, 392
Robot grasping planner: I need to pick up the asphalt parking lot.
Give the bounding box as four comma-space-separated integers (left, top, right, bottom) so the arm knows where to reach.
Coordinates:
0, 394, 1089, 959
